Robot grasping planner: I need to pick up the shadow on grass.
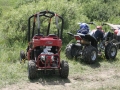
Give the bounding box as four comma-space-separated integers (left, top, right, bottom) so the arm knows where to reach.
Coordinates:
29, 71, 71, 86
74, 55, 107, 69
80, 60, 101, 69
79, 55, 119, 69
98, 53, 120, 63
106, 57, 119, 63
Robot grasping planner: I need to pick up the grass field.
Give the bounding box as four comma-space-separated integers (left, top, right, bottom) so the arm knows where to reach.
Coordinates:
0, 51, 120, 90
1, 0, 120, 90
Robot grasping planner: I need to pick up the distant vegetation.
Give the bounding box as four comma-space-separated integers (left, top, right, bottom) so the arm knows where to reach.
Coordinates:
0, 0, 120, 62
1, 1, 120, 89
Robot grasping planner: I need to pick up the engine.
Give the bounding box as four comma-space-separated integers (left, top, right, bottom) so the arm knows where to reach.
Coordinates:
39, 46, 59, 67
40, 46, 54, 62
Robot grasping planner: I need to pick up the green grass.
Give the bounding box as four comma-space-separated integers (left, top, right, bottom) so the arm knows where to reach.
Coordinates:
0, 0, 16, 12
1, 0, 120, 89
0, 50, 120, 89
0, 62, 28, 89
0, 35, 120, 90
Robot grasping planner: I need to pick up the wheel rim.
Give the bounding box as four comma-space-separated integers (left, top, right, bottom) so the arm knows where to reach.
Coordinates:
110, 47, 116, 56
91, 51, 97, 61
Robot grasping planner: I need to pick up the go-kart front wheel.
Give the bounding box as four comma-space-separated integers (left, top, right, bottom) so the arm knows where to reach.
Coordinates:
28, 60, 37, 80
60, 60, 69, 78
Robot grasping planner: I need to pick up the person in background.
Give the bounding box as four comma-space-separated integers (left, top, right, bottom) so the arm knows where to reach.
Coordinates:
94, 26, 104, 41
77, 23, 90, 34
93, 26, 105, 55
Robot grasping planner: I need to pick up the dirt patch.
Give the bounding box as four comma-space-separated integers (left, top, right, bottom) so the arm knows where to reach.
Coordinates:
1, 68, 120, 90
71, 68, 120, 89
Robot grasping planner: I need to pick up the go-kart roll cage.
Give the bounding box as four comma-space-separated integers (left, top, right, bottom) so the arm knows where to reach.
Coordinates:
28, 11, 64, 42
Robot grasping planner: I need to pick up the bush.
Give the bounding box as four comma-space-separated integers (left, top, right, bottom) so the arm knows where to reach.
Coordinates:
1, 0, 120, 62
83, 0, 120, 22
0, 8, 2, 16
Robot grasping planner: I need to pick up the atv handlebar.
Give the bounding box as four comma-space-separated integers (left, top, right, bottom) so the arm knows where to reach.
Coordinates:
101, 23, 107, 26
67, 32, 74, 36
87, 22, 96, 26
87, 22, 94, 24
67, 32, 85, 37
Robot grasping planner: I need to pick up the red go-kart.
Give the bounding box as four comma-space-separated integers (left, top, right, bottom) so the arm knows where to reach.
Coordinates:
20, 11, 69, 80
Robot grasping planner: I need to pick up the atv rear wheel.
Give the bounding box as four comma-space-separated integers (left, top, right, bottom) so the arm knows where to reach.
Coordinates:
105, 43, 117, 59
28, 60, 37, 80
82, 46, 98, 64
65, 44, 78, 59
20, 51, 25, 63
60, 60, 69, 78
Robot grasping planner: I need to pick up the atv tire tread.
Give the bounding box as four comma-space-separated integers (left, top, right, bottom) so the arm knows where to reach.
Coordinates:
105, 43, 117, 59
65, 44, 74, 59
65, 43, 78, 59
82, 45, 97, 64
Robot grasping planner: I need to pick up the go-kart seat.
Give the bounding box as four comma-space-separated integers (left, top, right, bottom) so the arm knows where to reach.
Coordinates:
47, 34, 58, 39
34, 34, 44, 36
48, 34, 57, 37
33, 34, 44, 39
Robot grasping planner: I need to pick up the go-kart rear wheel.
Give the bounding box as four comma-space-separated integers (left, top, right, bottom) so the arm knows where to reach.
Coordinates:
60, 60, 69, 78
82, 46, 98, 64
28, 60, 37, 80
105, 43, 117, 59
20, 51, 25, 63
65, 44, 78, 59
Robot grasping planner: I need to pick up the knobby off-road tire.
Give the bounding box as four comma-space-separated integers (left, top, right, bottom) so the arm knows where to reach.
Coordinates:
105, 43, 117, 59
82, 46, 98, 64
60, 60, 69, 78
20, 51, 25, 63
65, 43, 78, 59
28, 60, 37, 80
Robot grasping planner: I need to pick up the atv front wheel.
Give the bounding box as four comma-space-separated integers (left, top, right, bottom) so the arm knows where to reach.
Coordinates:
105, 43, 117, 59
82, 46, 98, 64
28, 60, 37, 80
60, 60, 69, 78
65, 44, 78, 59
